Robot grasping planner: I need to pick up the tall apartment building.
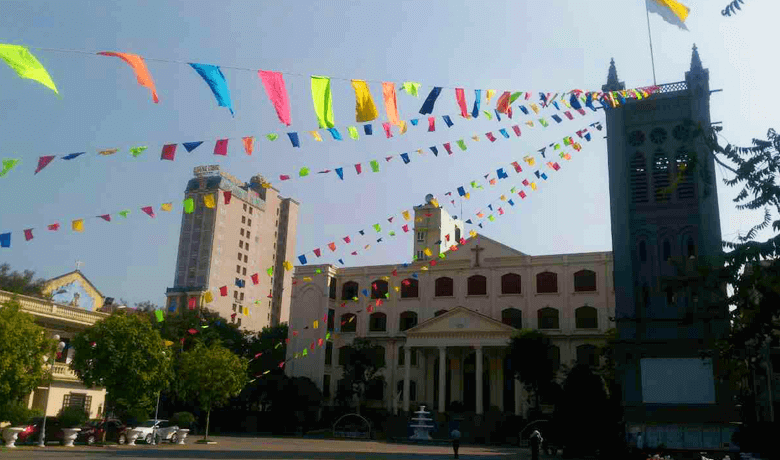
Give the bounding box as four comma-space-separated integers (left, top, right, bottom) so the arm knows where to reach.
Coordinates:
165, 165, 299, 331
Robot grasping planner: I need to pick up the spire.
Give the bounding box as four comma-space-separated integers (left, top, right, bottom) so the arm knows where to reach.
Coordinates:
690, 43, 703, 72
602, 58, 625, 92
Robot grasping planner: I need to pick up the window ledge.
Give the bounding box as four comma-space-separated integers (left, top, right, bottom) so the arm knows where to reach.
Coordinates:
539, 328, 562, 332
399, 297, 419, 301
572, 290, 598, 295
466, 294, 489, 298
498, 293, 522, 298
535, 292, 560, 296
433, 295, 456, 299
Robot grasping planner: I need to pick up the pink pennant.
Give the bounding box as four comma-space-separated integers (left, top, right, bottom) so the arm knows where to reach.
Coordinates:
511, 161, 522, 173
280, 175, 290, 180
161, 144, 177, 161
402, 224, 409, 232
214, 139, 228, 156
258, 70, 292, 126
24, 229, 33, 241
382, 122, 393, 138
355, 164, 362, 175
443, 143, 453, 155
455, 88, 469, 118
512, 125, 521, 136
485, 132, 496, 142
98, 214, 111, 222
385, 156, 394, 162
35, 155, 56, 175
141, 206, 155, 218
428, 116, 435, 132
343, 236, 351, 244
48, 223, 60, 231
564, 111, 573, 120
313, 248, 322, 257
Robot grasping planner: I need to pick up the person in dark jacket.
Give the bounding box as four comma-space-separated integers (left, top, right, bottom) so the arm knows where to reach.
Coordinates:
530, 429, 543, 460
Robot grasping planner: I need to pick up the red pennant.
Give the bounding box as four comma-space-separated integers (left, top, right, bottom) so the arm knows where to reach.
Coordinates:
392, 269, 398, 276
340, 303, 346, 308
511, 161, 522, 173
251, 273, 259, 285
382, 122, 393, 138
242, 137, 254, 156
220, 286, 228, 296
160, 144, 177, 161
402, 279, 411, 286
450, 245, 458, 251
141, 206, 155, 218
318, 338, 323, 347
310, 342, 315, 350
485, 132, 496, 142
280, 175, 290, 181
428, 116, 435, 132
522, 179, 530, 186
279, 361, 285, 368
48, 222, 60, 231
267, 290, 273, 298
343, 236, 351, 244
388, 217, 394, 223
35, 155, 56, 174
214, 139, 228, 156
367, 305, 374, 313
455, 88, 469, 118
425, 213, 433, 217
313, 248, 321, 257
351, 251, 357, 256
495, 91, 511, 113
507, 106, 513, 118
98, 214, 111, 222
445, 234, 450, 241
498, 208, 504, 215
385, 156, 393, 162
188, 297, 196, 310
459, 238, 466, 245
355, 164, 362, 175
520, 191, 527, 199
402, 224, 409, 233
328, 242, 336, 252
223, 191, 232, 204
564, 111, 574, 120
512, 125, 521, 136
293, 330, 299, 336
285, 338, 290, 344
24, 229, 33, 241
443, 143, 453, 155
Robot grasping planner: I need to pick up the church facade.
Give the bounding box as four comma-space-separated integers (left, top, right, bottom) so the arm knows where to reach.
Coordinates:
285, 200, 615, 417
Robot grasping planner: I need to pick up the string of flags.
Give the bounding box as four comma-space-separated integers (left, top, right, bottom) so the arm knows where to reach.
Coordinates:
4, 96, 581, 178
291, 122, 601, 266
1, 42, 658, 124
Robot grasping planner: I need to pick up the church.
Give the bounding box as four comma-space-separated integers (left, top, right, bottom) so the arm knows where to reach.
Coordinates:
285, 197, 615, 418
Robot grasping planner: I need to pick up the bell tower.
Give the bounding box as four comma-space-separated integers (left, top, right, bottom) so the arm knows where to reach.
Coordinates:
412, 194, 462, 261
605, 47, 735, 447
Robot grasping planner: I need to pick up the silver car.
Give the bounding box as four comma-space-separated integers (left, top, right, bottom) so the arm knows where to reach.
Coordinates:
132, 419, 180, 444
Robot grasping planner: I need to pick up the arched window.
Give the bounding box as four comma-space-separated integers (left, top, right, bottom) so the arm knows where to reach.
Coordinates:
538, 307, 559, 329
340, 313, 357, 333
435, 277, 454, 297
573, 270, 597, 292
501, 308, 523, 329
630, 151, 648, 203
400, 311, 418, 331
639, 240, 647, 263
501, 273, 522, 294
369, 312, 387, 332
653, 149, 670, 202
401, 278, 419, 298
577, 344, 599, 367
687, 237, 696, 258
328, 277, 337, 299
467, 275, 487, 296
675, 146, 695, 200
396, 380, 417, 400
548, 345, 561, 372
663, 239, 671, 261
575, 306, 598, 329
371, 280, 388, 299
454, 226, 461, 243
536, 272, 558, 294
341, 281, 359, 300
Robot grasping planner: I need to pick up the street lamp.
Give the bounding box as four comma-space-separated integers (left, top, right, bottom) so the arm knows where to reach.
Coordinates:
39, 334, 65, 447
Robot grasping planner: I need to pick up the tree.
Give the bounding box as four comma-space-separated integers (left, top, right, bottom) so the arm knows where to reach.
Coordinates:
0, 264, 49, 298
69, 312, 173, 419
176, 342, 248, 440
134, 300, 158, 312
246, 323, 288, 377
335, 338, 385, 414
554, 364, 610, 457
0, 300, 56, 420
508, 329, 557, 414
154, 307, 249, 357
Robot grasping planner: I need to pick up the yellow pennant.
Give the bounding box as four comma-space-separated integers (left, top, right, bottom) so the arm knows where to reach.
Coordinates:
402, 210, 411, 221
283, 261, 293, 271
469, 230, 477, 238
423, 248, 432, 257
486, 89, 496, 104
72, 219, 84, 232
160, 202, 173, 212
204, 291, 213, 303
313, 320, 319, 329
203, 194, 216, 208
310, 131, 323, 142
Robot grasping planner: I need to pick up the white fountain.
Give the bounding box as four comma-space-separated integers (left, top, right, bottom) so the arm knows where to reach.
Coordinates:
409, 405, 435, 441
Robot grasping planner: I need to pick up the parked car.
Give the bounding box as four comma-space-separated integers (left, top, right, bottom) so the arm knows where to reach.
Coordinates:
76, 419, 128, 445
15, 417, 64, 445
129, 419, 179, 444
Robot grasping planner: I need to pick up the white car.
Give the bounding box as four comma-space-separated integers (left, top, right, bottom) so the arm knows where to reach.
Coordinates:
131, 419, 180, 444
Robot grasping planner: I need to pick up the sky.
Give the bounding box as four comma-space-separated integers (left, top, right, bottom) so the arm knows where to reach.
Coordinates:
0, 1, 777, 308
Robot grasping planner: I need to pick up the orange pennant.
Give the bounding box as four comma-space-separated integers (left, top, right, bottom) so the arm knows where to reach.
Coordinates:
242, 136, 254, 155
98, 51, 159, 103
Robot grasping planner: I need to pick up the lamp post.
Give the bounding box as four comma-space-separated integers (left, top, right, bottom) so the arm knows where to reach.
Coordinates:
39, 334, 64, 447
152, 390, 161, 445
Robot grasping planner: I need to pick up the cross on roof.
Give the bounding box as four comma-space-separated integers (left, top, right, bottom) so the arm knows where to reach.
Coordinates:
75, 260, 83, 271
471, 244, 485, 267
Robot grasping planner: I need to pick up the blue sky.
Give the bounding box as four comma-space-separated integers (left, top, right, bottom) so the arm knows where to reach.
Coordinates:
0, 1, 777, 307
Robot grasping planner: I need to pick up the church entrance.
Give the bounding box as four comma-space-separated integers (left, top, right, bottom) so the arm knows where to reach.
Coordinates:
463, 352, 489, 412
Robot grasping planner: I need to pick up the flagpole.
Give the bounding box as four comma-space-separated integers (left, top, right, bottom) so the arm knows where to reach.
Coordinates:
645, 1, 658, 85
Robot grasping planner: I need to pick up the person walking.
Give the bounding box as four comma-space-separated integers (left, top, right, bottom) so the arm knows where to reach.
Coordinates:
530, 429, 543, 460
451, 428, 461, 459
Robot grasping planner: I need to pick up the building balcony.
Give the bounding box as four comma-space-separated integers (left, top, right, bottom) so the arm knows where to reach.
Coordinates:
51, 363, 80, 382
0, 290, 109, 327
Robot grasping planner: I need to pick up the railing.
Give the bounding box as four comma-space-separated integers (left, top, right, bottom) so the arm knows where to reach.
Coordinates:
51, 362, 80, 381
656, 81, 688, 94
0, 290, 109, 325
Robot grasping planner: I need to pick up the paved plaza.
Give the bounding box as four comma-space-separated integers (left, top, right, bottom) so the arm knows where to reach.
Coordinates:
0, 436, 544, 460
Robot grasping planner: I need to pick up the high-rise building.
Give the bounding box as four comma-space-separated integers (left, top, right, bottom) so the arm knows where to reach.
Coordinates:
606, 46, 737, 450
165, 165, 299, 331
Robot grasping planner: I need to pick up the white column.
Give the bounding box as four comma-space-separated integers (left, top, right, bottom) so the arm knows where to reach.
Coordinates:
386, 342, 394, 411
438, 346, 446, 413
403, 346, 411, 412
476, 346, 484, 415
514, 377, 522, 416
426, 351, 435, 406
495, 355, 504, 410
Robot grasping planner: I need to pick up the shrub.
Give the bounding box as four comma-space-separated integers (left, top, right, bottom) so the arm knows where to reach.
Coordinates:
171, 411, 195, 428
0, 401, 42, 426
58, 406, 89, 428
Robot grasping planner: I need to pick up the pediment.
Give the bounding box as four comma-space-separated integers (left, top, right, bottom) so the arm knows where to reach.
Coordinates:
440, 233, 526, 264
406, 306, 516, 336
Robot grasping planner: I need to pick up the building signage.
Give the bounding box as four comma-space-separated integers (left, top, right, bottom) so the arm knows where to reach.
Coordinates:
194, 165, 220, 177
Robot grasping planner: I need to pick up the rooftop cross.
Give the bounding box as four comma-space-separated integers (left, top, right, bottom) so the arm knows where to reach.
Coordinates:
471, 244, 485, 267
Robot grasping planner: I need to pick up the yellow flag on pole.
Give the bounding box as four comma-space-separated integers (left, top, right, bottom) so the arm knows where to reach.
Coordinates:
646, 0, 690, 30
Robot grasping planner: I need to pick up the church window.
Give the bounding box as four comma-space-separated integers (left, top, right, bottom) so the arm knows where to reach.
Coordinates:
401, 278, 419, 298
575, 306, 598, 329
435, 277, 454, 297
675, 146, 695, 200
341, 281, 359, 300
328, 277, 337, 300
467, 275, 487, 296
639, 241, 647, 263
396, 380, 417, 400
416, 250, 425, 261
434, 309, 448, 317
548, 345, 561, 372
327, 308, 335, 331
687, 237, 696, 258
454, 227, 461, 243
399, 311, 418, 331
369, 312, 387, 332
502, 308, 523, 329
325, 342, 333, 365
650, 127, 668, 145
371, 280, 388, 299
340, 313, 357, 333
630, 152, 648, 203
501, 273, 522, 294
628, 130, 646, 147
416, 232, 425, 242
536, 271, 558, 294
577, 344, 599, 367
573, 270, 597, 292
538, 307, 559, 329
653, 149, 671, 202
237, 318, 241, 327
663, 240, 671, 261
398, 346, 418, 366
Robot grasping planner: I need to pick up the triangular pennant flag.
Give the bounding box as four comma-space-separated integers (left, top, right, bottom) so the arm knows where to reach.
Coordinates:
34, 155, 56, 174
62, 152, 85, 160
98, 51, 159, 103
98, 214, 111, 222
23, 229, 33, 241
189, 63, 234, 115
0, 44, 58, 94
214, 139, 228, 155
141, 206, 155, 218
181, 141, 203, 153
258, 70, 292, 125
242, 137, 254, 155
